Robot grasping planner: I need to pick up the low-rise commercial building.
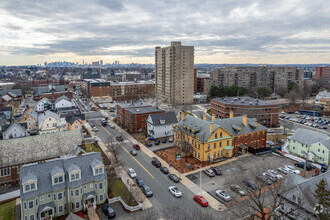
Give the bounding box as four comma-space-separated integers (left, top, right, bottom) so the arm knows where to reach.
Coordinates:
116, 102, 152, 126
20, 152, 107, 219
211, 97, 280, 127
174, 113, 267, 162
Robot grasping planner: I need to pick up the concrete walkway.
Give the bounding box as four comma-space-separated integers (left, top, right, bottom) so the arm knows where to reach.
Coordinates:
15, 198, 21, 220
85, 124, 153, 210
105, 115, 226, 212
0, 189, 20, 202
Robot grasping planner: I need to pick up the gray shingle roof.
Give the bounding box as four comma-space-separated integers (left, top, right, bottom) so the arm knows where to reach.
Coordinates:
1, 121, 27, 133
66, 212, 84, 220
55, 95, 70, 104
20, 152, 106, 200
90, 159, 103, 168
320, 139, 330, 151
22, 172, 38, 183
38, 110, 61, 123
0, 89, 22, 97
50, 166, 64, 177
0, 129, 83, 168
176, 115, 267, 142
33, 85, 66, 96
65, 114, 85, 125
38, 202, 54, 213
149, 112, 178, 126
290, 128, 329, 145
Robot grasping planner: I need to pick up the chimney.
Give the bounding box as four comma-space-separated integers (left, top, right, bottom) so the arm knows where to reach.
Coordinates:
203, 115, 207, 120
181, 112, 185, 121
212, 114, 216, 121
210, 122, 214, 133
230, 111, 234, 118
242, 115, 247, 126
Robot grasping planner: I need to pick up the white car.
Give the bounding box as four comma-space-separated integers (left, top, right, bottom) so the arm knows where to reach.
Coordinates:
109, 123, 115, 129
278, 167, 291, 174
128, 168, 137, 178
267, 169, 283, 179
93, 127, 98, 132
169, 186, 182, 197
267, 129, 275, 133
215, 190, 231, 201
285, 165, 300, 174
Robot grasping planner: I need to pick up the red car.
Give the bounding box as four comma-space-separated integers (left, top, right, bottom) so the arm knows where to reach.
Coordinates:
133, 144, 140, 150
75, 212, 84, 219
193, 195, 208, 207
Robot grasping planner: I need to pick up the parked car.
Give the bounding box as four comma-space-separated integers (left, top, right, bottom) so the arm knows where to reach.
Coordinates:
168, 136, 174, 142
210, 167, 221, 175
267, 170, 283, 179
102, 204, 116, 219
168, 174, 180, 183
141, 185, 153, 197
135, 177, 145, 187
193, 195, 208, 207
145, 141, 152, 147
133, 144, 140, 150
93, 126, 98, 132
203, 169, 215, 177
130, 150, 137, 156
128, 168, 137, 178
162, 138, 167, 143
295, 162, 312, 171
89, 122, 95, 127
278, 167, 291, 174
109, 123, 115, 129
101, 119, 107, 126
231, 184, 247, 196
243, 179, 257, 189
160, 166, 169, 174
256, 174, 273, 185
151, 157, 161, 168
115, 135, 123, 142
155, 139, 160, 145
321, 165, 328, 173
169, 186, 182, 197
285, 165, 300, 174
215, 190, 231, 201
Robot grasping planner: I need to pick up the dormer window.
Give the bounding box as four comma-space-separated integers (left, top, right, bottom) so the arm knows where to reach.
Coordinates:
24, 181, 37, 193
94, 166, 104, 175
53, 175, 64, 185
70, 172, 81, 182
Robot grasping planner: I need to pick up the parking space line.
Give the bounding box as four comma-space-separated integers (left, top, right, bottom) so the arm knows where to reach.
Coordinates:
96, 121, 155, 179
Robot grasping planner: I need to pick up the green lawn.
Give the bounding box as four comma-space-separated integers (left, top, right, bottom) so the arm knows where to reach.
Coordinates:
0, 200, 16, 220
85, 143, 101, 153
108, 179, 137, 206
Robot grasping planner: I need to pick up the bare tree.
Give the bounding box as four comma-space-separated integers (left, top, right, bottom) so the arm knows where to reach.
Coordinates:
276, 86, 287, 98
288, 85, 301, 104
281, 120, 293, 135
174, 125, 192, 162
300, 81, 312, 105
107, 136, 123, 166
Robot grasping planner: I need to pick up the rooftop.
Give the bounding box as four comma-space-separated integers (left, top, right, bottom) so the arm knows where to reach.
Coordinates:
116, 102, 151, 109
126, 106, 164, 115
212, 97, 279, 106
290, 128, 329, 145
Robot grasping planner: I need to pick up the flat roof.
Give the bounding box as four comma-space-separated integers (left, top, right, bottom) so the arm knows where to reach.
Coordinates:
212, 97, 279, 106
126, 106, 164, 114
117, 102, 151, 109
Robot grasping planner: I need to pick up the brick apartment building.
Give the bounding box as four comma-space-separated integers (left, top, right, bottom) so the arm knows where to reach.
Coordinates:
116, 102, 164, 133
315, 66, 330, 83
211, 97, 279, 127
82, 79, 155, 101
194, 69, 209, 93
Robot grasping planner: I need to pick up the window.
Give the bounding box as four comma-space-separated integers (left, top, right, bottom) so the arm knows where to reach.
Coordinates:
214, 143, 216, 149
40, 196, 44, 201
220, 132, 222, 138
99, 183, 103, 189
100, 195, 104, 201
292, 194, 296, 202
64, 191, 66, 197
84, 185, 87, 190
28, 201, 34, 209
1, 168, 10, 177
24, 182, 36, 193
59, 205, 63, 213
70, 172, 80, 181
35, 199, 38, 206
54, 207, 56, 213
30, 215, 35, 220
75, 189, 79, 196
318, 149, 320, 152
227, 140, 229, 145
90, 183, 93, 188
53, 175, 64, 185
53, 194, 56, 200
94, 167, 103, 175
48, 194, 51, 199
24, 202, 27, 210
95, 184, 98, 190
71, 190, 73, 197
215, 133, 217, 139
24, 216, 27, 220
58, 192, 63, 200
75, 202, 80, 209
208, 144, 210, 150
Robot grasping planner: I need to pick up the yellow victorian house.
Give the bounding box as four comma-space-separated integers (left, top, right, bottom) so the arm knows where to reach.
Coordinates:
174, 114, 234, 162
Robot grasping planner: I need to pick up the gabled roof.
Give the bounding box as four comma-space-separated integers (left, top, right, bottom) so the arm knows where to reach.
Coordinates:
2, 94, 12, 102
21, 172, 37, 184
0, 89, 22, 97
65, 114, 85, 125
290, 128, 329, 145
90, 159, 103, 168
0, 129, 83, 168
55, 95, 70, 104
19, 152, 106, 200
33, 85, 66, 96
50, 166, 64, 177
7, 92, 17, 98
38, 110, 60, 123
149, 112, 178, 126
1, 121, 27, 133
320, 139, 330, 151
66, 212, 83, 220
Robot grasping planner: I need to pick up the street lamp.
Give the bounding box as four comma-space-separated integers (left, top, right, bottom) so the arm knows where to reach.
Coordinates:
193, 165, 202, 195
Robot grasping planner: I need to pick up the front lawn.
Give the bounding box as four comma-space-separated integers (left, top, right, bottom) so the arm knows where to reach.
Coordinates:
108, 179, 138, 206
85, 143, 110, 165
0, 200, 16, 220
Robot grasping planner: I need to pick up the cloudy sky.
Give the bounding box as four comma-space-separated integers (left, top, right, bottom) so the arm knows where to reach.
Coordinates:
0, 0, 330, 65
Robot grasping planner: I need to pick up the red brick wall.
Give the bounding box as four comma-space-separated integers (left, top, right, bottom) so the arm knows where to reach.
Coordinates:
125, 110, 165, 133
233, 130, 267, 154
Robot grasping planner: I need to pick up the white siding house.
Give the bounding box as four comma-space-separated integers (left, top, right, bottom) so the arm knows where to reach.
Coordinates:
1, 121, 28, 140
55, 96, 74, 109
36, 98, 51, 112
147, 112, 178, 139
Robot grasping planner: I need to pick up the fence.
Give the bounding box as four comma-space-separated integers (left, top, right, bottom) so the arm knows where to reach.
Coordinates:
108, 196, 142, 212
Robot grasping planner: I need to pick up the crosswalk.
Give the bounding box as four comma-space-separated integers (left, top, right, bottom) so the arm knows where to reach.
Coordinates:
105, 140, 129, 146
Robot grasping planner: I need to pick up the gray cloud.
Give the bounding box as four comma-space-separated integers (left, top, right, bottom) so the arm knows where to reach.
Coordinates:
1, 0, 330, 63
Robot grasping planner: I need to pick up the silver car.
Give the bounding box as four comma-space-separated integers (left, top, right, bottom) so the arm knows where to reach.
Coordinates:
216, 190, 231, 201
204, 169, 215, 177
169, 186, 182, 197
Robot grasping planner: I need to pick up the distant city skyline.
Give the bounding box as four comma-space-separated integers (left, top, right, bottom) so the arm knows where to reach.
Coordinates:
0, 0, 330, 65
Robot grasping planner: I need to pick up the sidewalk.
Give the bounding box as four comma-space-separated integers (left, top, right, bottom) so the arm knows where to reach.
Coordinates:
105, 115, 226, 211
15, 198, 20, 220
85, 124, 153, 210
0, 189, 20, 202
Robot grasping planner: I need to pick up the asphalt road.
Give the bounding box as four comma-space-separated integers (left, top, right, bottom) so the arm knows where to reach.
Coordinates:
90, 119, 211, 219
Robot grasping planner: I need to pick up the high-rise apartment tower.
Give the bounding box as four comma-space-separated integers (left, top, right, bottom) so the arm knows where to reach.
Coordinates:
155, 41, 194, 106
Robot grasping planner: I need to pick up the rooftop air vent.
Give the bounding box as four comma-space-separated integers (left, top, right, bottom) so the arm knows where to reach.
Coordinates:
136, 109, 140, 112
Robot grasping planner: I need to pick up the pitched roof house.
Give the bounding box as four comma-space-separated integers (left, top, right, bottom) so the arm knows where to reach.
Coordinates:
147, 112, 178, 139
1, 121, 28, 140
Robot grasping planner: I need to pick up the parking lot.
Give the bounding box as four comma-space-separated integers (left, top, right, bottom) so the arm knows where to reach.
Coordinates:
186, 154, 304, 207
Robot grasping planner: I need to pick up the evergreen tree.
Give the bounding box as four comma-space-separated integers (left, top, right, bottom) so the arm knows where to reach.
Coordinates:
314, 178, 330, 219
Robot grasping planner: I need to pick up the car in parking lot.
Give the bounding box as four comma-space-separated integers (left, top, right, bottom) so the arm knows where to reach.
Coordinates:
215, 190, 231, 201
278, 166, 291, 174
168, 174, 180, 183
155, 139, 160, 145
141, 185, 153, 197
115, 135, 123, 142
133, 144, 140, 150
145, 141, 152, 147
151, 157, 161, 168
128, 168, 137, 178
169, 136, 174, 142
210, 167, 221, 175
266, 169, 283, 179
162, 138, 167, 143
231, 184, 247, 196
193, 195, 208, 207
160, 166, 169, 174
102, 204, 116, 219
169, 186, 182, 197
130, 150, 137, 156
203, 169, 215, 177
295, 162, 313, 171
256, 174, 273, 185
243, 179, 257, 189
136, 177, 145, 187
285, 165, 300, 174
